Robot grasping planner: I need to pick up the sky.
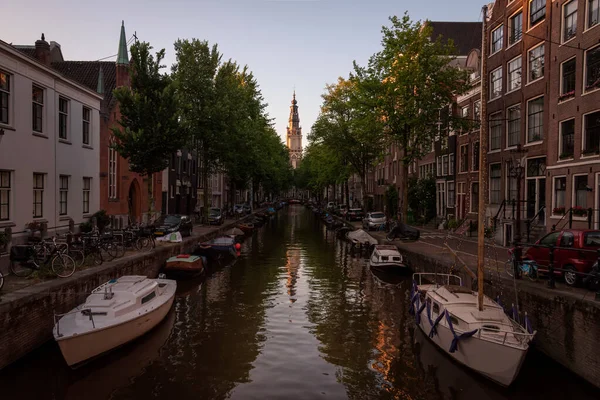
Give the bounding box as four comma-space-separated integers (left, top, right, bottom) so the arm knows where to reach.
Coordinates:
2, 0, 483, 147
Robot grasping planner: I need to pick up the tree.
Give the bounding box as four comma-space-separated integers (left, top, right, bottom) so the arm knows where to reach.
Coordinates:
359, 14, 471, 221
310, 76, 386, 208
111, 41, 183, 215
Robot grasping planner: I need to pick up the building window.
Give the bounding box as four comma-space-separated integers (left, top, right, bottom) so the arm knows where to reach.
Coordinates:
585, 45, 600, 91
109, 145, 117, 199
527, 157, 546, 177
82, 107, 91, 145
177, 155, 182, 173
460, 144, 468, 173
33, 173, 44, 218
559, 119, 575, 159
563, 1, 578, 42
0, 171, 10, 221
471, 183, 479, 213
507, 57, 522, 92
491, 25, 503, 54
447, 181, 455, 208
528, 44, 545, 82
561, 58, 576, 98
490, 112, 502, 150
589, 0, 600, 29
32, 85, 43, 133
490, 164, 502, 204
449, 153, 455, 175
506, 165, 518, 202
530, 0, 546, 27
472, 142, 480, 171
574, 175, 588, 207
460, 106, 469, 134
508, 105, 521, 147
473, 101, 481, 126
170, 185, 175, 198
83, 177, 91, 214
183, 157, 188, 173
490, 67, 503, 99
583, 111, 600, 154
527, 97, 544, 143
0, 70, 9, 125
554, 177, 566, 210
58, 97, 69, 140
442, 155, 448, 176
437, 156, 442, 176
509, 11, 523, 44
59, 175, 69, 216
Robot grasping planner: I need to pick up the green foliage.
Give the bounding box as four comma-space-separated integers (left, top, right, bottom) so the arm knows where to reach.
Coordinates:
79, 221, 92, 234
0, 232, 8, 246
385, 185, 399, 217
447, 218, 460, 230
89, 210, 111, 232
407, 176, 436, 223
111, 42, 183, 176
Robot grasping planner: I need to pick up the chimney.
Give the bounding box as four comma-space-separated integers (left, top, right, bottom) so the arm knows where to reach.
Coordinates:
34, 33, 51, 66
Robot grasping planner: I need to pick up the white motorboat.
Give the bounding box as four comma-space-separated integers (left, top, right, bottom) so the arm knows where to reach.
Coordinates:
53, 275, 177, 366
368, 245, 406, 270
411, 273, 536, 386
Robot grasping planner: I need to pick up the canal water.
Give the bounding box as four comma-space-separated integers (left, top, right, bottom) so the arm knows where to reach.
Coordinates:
1, 205, 598, 400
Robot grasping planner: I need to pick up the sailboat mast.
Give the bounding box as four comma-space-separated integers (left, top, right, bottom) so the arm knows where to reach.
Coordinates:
477, 4, 489, 312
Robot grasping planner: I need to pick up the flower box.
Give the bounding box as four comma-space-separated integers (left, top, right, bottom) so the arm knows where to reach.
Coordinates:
572, 206, 588, 217
559, 152, 573, 160
558, 91, 575, 102
553, 207, 566, 215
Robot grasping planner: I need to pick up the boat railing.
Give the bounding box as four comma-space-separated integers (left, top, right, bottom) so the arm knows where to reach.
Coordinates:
54, 307, 95, 338
412, 272, 462, 287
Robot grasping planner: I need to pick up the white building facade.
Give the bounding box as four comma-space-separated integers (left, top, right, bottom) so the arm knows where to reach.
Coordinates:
0, 39, 102, 240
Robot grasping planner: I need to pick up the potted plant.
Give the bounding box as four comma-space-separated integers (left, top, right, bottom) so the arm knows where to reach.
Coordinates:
582, 147, 600, 156
558, 90, 575, 102
553, 206, 566, 215
0, 231, 8, 252
572, 206, 588, 217
559, 152, 573, 160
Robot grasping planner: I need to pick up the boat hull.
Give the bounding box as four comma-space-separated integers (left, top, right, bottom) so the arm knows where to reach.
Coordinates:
416, 309, 529, 386
56, 289, 175, 367
368, 261, 407, 270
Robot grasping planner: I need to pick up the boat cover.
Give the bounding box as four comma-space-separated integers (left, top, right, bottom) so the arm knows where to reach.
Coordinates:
347, 229, 378, 245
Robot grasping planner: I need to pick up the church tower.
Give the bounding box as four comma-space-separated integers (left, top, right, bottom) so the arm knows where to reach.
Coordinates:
286, 91, 303, 169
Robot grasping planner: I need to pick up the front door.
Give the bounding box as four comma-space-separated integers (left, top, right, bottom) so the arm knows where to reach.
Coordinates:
526, 178, 546, 221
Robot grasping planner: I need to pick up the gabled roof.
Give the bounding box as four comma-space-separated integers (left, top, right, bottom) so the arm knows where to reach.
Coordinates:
12, 45, 36, 58
51, 61, 116, 112
427, 21, 483, 56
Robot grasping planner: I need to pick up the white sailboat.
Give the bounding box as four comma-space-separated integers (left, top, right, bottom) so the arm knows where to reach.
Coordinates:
411, 5, 535, 386
53, 275, 177, 366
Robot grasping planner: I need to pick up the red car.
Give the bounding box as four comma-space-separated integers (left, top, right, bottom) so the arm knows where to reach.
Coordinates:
524, 229, 600, 286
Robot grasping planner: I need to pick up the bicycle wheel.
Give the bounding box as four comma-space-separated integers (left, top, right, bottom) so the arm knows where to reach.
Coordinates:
10, 259, 36, 277
51, 254, 76, 278
0, 270, 4, 290
136, 237, 154, 252
100, 243, 117, 262
69, 249, 85, 268
86, 249, 103, 266
505, 260, 515, 277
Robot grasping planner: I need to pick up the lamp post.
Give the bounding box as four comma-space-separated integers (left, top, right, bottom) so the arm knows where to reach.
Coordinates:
508, 144, 527, 279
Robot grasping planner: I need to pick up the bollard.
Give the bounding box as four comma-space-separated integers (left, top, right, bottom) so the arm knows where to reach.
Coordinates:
548, 245, 556, 289
513, 245, 522, 279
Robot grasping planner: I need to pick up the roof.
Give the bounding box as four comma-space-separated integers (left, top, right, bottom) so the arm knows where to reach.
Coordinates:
51, 61, 116, 112
427, 21, 483, 55
12, 45, 36, 58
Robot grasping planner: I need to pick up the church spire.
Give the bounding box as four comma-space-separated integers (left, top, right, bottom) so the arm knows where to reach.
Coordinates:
286, 91, 303, 169
117, 20, 129, 65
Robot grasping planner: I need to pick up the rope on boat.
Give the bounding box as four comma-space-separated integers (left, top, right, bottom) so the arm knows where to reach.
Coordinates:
524, 312, 534, 334
415, 298, 427, 325
445, 310, 478, 353
409, 281, 418, 316
512, 303, 519, 323
425, 299, 445, 338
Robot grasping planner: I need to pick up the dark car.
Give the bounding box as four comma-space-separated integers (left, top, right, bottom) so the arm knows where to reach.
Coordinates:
524, 229, 600, 286
208, 208, 224, 225
153, 215, 193, 237
347, 208, 364, 221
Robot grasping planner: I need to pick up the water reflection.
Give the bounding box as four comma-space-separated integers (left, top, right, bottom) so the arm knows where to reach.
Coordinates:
0, 206, 598, 400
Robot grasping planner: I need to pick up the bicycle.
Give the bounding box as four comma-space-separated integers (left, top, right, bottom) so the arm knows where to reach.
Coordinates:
9, 237, 76, 278
505, 248, 539, 281
0, 269, 4, 290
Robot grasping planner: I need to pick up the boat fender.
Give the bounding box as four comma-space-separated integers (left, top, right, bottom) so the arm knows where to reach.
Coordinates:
445, 310, 478, 353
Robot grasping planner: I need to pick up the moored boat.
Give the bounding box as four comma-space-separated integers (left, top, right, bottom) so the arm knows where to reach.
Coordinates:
238, 223, 254, 234
165, 254, 205, 275
411, 273, 535, 386
53, 275, 177, 367
368, 245, 407, 270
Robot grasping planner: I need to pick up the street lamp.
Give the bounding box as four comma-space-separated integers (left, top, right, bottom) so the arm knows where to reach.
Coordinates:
508, 144, 528, 279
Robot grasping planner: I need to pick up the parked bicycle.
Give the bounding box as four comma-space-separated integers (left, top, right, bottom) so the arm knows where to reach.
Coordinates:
9, 237, 76, 278
0, 269, 4, 290
505, 248, 539, 281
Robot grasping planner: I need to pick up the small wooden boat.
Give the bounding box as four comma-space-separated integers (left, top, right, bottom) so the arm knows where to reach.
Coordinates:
368, 245, 407, 270
196, 236, 237, 260
53, 276, 176, 367
238, 223, 254, 234
165, 254, 205, 274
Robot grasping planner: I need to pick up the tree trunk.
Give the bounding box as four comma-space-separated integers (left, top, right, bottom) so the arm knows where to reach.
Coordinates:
400, 161, 408, 222
345, 179, 350, 206
361, 172, 368, 212
202, 149, 210, 224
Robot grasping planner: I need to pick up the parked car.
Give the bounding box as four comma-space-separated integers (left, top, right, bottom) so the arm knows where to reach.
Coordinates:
524, 229, 600, 286
153, 214, 193, 237
327, 202, 336, 211
363, 212, 386, 231
234, 204, 246, 216
336, 204, 348, 216
208, 208, 224, 225
347, 208, 364, 221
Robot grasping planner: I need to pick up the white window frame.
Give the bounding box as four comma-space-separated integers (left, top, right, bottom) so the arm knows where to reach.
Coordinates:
449, 153, 455, 175
442, 154, 449, 176
506, 104, 521, 149
470, 182, 479, 213
586, 0, 600, 31
490, 67, 503, 100
558, 118, 575, 160
82, 106, 91, 146
507, 56, 522, 93
472, 141, 480, 172
562, 0, 578, 43
582, 108, 600, 156
584, 44, 600, 93
108, 145, 117, 199
529, 0, 546, 29
527, 43, 545, 84
489, 163, 502, 204
58, 96, 69, 141
0, 170, 10, 221
490, 112, 502, 151
0, 69, 11, 127
491, 25, 504, 54
32, 84, 44, 134
552, 175, 567, 214
33, 173, 44, 218
83, 177, 91, 215
560, 56, 577, 99
572, 174, 589, 210
473, 101, 481, 125
59, 175, 69, 216
447, 181, 455, 208
526, 95, 544, 144
508, 10, 523, 47
459, 144, 468, 173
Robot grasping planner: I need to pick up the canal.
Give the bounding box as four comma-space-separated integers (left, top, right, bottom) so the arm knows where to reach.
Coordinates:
1, 205, 598, 399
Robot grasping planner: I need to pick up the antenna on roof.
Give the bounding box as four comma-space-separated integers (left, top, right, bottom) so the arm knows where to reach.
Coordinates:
133, 31, 138, 43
